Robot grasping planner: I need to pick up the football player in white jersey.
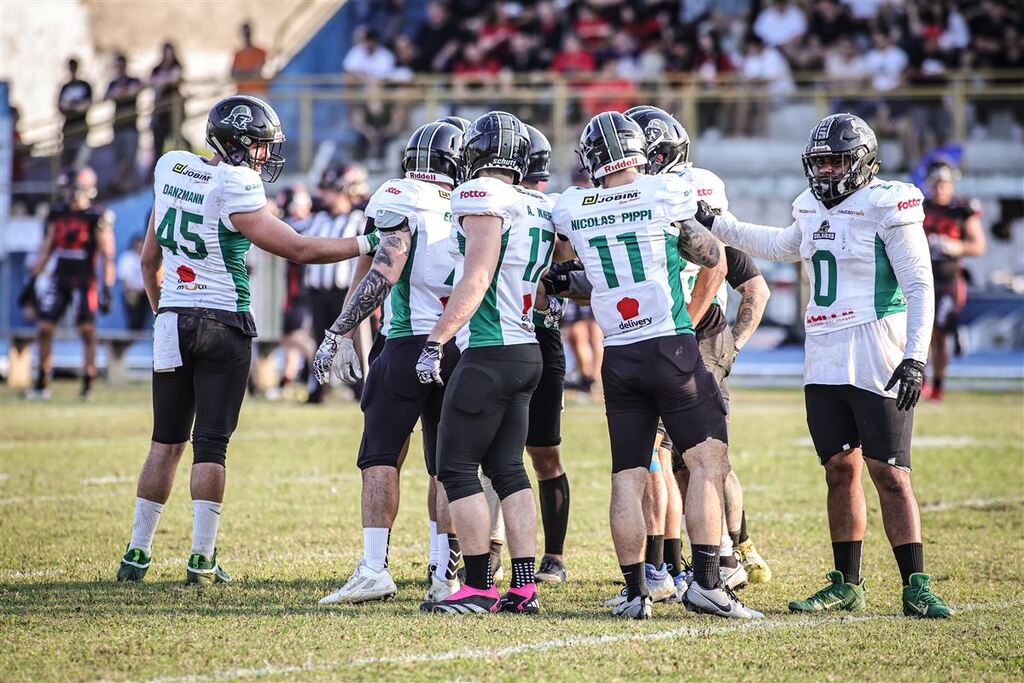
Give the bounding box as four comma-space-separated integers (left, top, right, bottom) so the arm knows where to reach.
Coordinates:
416, 112, 555, 615
117, 96, 378, 584
311, 121, 466, 605
625, 106, 773, 598
552, 111, 762, 620
701, 113, 951, 618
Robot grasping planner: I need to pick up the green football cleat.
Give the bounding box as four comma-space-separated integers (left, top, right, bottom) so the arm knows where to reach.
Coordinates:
789, 571, 866, 613
902, 573, 952, 618
117, 545, 151, 582
186, 549, 232, 585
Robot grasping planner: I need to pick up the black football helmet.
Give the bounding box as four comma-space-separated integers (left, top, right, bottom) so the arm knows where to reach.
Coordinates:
524, 124, 551, 184
206, 95, 285, 182
436, 115, 472, 133
625, 105, 690, 174
802, 113, 879, 206
577, 111, 647, 185
402, 121, 465, 185
462, 111, 531, 184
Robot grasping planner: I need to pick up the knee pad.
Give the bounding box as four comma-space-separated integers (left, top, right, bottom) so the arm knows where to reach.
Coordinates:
439, 465, 484, 503
483, 461, 532, 501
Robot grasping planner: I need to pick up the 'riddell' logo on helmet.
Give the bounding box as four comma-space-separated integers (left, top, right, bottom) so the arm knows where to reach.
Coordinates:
406, 171, 441, 182
221, 105, 253, 130
898, 198, 922, 211
460, 190, 487, 199
600, 158, 639, 175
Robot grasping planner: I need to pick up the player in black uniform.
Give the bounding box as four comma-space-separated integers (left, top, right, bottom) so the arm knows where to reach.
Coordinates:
921, 162, 986, 401
27, 167, 116, 400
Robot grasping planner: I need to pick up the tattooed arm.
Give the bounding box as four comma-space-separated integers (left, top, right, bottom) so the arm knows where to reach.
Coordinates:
731, 274, 770, 351
327, 227, 412, 335
675, 217, 721, 268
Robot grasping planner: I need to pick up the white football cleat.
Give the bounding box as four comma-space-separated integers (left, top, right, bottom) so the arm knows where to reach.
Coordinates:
424, 574, 460, 604
319, 561, 397, 604
684, 581, 763, 619
647, 563, 676, 603
612, 593, 652, 619
665, 571, 689, 603
720, 563, 749, 591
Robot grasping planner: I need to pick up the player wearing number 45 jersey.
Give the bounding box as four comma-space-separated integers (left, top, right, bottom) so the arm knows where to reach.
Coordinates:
117, 96, 377, 585
702, 113, 951, 618
553, 111, 762, 620
312, 120, 466, 606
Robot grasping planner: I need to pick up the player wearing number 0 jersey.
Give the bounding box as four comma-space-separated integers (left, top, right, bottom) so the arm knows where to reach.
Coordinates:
417, 111, 553, 616
703, 112, 950, 618
117, 96, 376, 586
312, 121, 467, 606
552, 111, 761, 621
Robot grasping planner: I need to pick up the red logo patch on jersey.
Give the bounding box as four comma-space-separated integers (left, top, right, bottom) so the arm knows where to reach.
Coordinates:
440, 296, 450, 309
385, 186, 402, 195
616, 297, 640, 320
176, 265, 196, 283
522, 293, 533, 315
697, 187, 714, 197
898, 198, 922, 211
460, 190, 487, 199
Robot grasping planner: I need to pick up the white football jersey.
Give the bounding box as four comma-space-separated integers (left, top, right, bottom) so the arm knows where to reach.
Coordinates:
713, 177, 933, 396
364, 178, 455, 338
552, 173, 698, 346
676, 166, 730, 308
449, 177, 555, 350
153, 150, 265, 312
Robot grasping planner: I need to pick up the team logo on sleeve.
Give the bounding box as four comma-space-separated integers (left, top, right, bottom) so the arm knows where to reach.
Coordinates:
221, 105, 253, 130
616, 296, 651, 330
812, 220, 835, 241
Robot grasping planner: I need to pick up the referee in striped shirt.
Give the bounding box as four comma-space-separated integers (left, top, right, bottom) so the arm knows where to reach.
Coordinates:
305, 164, 369, 403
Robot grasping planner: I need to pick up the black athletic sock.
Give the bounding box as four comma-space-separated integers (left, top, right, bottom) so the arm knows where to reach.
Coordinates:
81, 374, 93, 393
664, 538, 683, 577
933, 377, 944, 392
692, 544, 721, 590
510, 556, 535, 589
463, 553, 492, 591
893, 542, 924, 586
445, 533, 462, 581
621, 562, 648, 600
645, 534, 665, 568
538, 473, 570, 556
719, 549, 739, 569
832, 541, 863, 585
738, 510, 750, 545
34, 370, 47, 391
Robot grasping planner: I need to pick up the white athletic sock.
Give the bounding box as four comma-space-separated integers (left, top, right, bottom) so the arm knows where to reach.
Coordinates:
428, 521, 440, 568
720, 533, 733, 558
363, 527, 390, 572
129, 497, 164, 554
190, 500, 222, 558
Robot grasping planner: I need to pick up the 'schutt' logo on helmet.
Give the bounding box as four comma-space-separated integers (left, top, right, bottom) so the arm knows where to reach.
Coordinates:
221, 105, 254, 131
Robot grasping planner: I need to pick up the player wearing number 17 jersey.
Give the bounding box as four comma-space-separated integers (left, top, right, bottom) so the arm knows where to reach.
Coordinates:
117, 96, 376, 585
553, 111, 762, 620
703, 113, 951, 618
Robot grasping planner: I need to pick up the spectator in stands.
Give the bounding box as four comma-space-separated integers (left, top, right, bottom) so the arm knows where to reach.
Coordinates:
551, 34, 596, 76
104, 53, 142, 193
904, 36, 954, 165
807, 0, 853, 47
349, 80, 403, 167
532, 0, 565, 65
412, 1, 459, 73
967, 0, 1013, 67
149, 42, 185, 164
116, 234, 149, 331
580, 60, 637, 120
452, 43, 501, 83
733, 34, 794, 136
343, 28, 396, 81
58, 58, 92, 170
231, 21, 269, 95
863, 31, 908, 137
574, 4, 613, 51
503, 32, 548, 73
753, 0, 808, 59
391, 34, 418, 81
825, 36, 870, 115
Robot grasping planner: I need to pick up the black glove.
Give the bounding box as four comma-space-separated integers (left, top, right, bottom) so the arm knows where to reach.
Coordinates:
541, 259, 585, 295
694, 200, 717, 229
99, 284, 113, 314
885, 359, 926, 411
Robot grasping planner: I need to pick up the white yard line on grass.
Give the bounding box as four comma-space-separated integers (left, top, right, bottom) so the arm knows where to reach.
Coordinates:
114, 600, 1022, 683
81, 475, 135, 486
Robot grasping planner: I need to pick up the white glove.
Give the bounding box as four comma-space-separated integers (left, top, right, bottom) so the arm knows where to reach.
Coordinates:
415, 341, 444, 385
542, 296, 564, 329
313, 331, 362, 385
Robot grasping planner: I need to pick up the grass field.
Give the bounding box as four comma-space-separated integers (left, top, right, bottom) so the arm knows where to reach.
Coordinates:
1, 383, 1022, 682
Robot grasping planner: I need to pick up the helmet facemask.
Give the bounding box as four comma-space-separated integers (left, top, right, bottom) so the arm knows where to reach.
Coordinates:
209, 132, 285, 183
801, 146, 877, 206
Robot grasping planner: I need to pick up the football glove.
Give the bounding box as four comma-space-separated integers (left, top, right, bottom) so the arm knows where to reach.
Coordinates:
415, 341, 444, 385
541, 259, 585, 296
17, 276, 37, 310
694, 200, 717, 229
541, 295, 564, 330
98, 284, 113, 314
313, 331, 362, 385
885, 359, 926, 411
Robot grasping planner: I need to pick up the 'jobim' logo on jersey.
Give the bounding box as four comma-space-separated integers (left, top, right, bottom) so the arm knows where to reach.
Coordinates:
460, 190, 488, 199
171, 163, 212, 183
812, 220, 835, 241
582, 190, 640, 206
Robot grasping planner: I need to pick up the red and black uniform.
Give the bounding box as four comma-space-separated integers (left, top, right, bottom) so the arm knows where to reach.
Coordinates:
923, 197, 980, 332
38, 203, 107, 323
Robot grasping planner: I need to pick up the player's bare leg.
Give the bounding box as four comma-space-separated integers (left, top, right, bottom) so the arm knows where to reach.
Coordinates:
658, 445, 688, 600
29, 319, 56, 398
929, 329, 949, 400
79, 320, 98, 399
638, 450, 673, 602
610, 467, 649, 566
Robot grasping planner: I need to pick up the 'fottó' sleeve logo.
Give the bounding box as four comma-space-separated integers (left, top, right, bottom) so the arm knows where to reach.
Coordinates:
221, 105, 253, 130
617, 296, 640, 320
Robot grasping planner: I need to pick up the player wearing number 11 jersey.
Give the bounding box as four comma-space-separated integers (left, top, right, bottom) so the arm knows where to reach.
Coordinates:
117, 96, 375, 585
703, 113, 951, 618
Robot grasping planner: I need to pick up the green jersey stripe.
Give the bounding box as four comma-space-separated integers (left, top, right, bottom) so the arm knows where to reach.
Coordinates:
467, 229, 511, 347
664, 231, 693, 335
217, 219, 252, 312
873, 234, 908, 319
